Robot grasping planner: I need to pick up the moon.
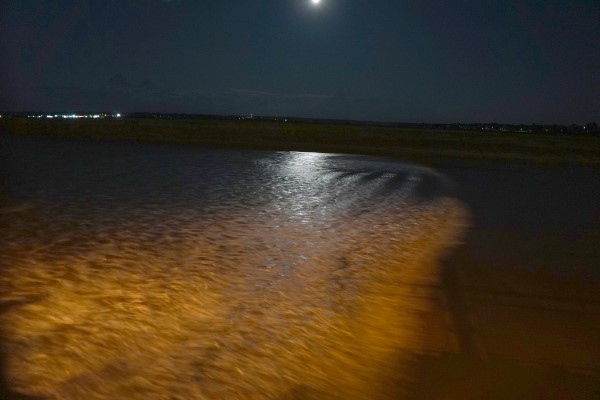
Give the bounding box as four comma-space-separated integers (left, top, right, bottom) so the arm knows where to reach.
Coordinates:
311, 0, 321, 4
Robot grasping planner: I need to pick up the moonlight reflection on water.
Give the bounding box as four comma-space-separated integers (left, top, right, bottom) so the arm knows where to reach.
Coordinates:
0, 137, 468, 399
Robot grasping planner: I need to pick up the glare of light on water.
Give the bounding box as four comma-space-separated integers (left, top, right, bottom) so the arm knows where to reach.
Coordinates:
0, 147, 468, 399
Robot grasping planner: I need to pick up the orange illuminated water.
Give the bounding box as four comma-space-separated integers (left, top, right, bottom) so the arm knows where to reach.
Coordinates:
0, 136, 467, 399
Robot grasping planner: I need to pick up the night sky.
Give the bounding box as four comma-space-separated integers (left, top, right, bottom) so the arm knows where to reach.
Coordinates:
1, 0, 599, 124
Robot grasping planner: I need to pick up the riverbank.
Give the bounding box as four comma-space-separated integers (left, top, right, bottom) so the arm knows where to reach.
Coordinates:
2, 118, 600, 166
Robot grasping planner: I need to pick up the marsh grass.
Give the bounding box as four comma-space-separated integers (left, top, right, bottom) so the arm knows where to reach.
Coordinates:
2, 118, 600, 165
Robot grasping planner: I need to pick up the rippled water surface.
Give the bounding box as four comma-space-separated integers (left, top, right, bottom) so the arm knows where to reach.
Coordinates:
0, 135, 467, 399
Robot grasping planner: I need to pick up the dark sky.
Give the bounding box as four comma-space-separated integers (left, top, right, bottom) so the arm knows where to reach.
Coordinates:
1, 0, 599, 124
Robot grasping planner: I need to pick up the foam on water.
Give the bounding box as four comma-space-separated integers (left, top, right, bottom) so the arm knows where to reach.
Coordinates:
0, 141, 468, 399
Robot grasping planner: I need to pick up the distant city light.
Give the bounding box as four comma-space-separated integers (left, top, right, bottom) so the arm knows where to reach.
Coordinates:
27, 112, 123, 120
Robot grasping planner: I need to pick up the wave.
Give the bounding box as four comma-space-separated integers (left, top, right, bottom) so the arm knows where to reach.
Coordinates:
1, 146, 470, 399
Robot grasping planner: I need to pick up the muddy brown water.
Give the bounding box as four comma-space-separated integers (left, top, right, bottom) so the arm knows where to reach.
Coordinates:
0, 135, 467, 399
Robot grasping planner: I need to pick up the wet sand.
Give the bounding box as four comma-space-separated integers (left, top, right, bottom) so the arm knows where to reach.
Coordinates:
406, 161, 600, 399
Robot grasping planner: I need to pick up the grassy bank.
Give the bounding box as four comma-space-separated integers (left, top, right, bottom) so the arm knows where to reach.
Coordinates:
2, 118, 600, 165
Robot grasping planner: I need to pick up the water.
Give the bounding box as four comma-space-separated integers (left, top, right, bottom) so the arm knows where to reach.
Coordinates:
0, 135, 467, 399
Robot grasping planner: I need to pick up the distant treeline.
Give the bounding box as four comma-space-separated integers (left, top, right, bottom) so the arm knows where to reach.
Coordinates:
420, 122, 600, 136
1, 111, 598, 137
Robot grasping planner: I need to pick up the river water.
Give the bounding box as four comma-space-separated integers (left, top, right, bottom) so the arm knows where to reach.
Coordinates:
0, 135, 467, 399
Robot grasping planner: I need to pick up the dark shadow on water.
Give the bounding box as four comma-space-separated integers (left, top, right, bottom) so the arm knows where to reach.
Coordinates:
413, 173, 457, 203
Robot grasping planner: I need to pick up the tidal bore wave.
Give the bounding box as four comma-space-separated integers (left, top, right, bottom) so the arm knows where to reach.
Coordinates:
0, 142, 469, 399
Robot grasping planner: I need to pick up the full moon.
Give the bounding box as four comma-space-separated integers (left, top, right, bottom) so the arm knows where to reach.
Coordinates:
311, 0, 321, 4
